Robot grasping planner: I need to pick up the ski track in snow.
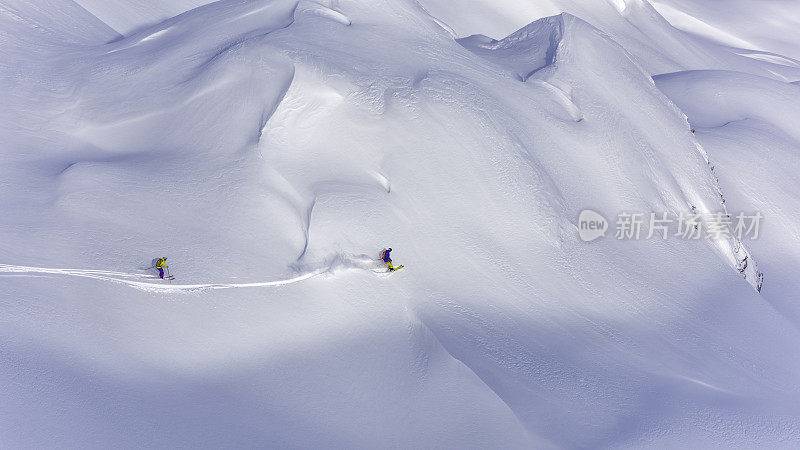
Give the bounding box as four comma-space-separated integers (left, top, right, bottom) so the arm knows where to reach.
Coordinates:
0, 263, 327, 293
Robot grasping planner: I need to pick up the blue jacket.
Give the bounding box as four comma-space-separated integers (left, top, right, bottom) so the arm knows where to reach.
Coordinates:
382, 249, 392, 262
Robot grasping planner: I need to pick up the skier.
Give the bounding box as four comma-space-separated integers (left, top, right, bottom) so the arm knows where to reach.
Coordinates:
155, 257, 169, 279
381, 248, 395, 271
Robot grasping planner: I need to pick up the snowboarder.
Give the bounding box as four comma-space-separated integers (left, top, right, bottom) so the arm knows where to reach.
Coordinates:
155, 257, 169, 279
381, 248, 395, 271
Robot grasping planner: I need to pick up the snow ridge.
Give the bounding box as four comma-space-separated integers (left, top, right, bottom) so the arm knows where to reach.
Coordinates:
457, 14, 565, 81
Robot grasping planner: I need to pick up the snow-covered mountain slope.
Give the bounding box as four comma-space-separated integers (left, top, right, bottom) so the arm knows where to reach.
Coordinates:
652, 0, 800, 61
73, 0, 217, 35
655, 70, 800, 320
0, 0, 120, 44
419, 0, 800, 81
2, 0, 800, 447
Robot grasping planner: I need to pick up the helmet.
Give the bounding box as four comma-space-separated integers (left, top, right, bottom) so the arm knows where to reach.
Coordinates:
388, 248, 392, 251
163, 257, 167, 260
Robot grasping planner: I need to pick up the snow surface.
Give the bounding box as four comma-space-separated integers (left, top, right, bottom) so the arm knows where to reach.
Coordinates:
2, 0, 800, 447
72, 0, 217, 35
655, 70, 800, 322
652, 0, 800, 61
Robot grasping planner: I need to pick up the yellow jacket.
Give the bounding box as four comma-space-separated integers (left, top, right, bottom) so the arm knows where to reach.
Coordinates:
156, 258, 168, 269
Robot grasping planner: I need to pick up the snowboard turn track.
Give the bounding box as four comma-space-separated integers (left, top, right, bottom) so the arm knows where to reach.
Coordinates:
0, 263, 327, 293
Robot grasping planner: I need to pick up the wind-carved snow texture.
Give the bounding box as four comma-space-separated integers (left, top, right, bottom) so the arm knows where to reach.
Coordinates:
2, 0, 800, 448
